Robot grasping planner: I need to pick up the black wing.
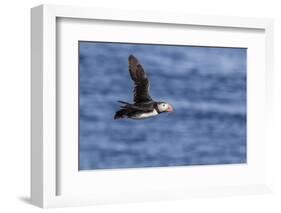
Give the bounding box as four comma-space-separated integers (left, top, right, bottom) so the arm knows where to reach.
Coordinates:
118, 101, 154, 112
128, 55, 153, 103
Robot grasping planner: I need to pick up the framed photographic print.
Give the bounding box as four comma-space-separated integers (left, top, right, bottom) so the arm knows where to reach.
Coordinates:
31, 4, 274, 208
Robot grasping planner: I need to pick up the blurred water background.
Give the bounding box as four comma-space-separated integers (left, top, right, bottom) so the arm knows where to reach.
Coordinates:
79, 41, 246, 170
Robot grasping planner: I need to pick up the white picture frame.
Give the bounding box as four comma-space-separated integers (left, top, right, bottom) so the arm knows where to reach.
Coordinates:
31, 4, 274, 208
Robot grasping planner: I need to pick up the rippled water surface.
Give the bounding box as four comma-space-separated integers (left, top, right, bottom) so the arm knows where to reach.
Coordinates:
79, 42, 247, 170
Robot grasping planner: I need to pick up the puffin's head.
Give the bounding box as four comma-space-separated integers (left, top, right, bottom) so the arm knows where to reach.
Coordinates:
157, 102, 174, 113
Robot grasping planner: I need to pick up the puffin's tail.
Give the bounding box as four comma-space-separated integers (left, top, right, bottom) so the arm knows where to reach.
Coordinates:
114, 109, 126, 120
114, 101, 133, 120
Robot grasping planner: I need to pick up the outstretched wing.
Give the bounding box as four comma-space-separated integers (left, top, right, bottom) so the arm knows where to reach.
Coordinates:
128, 55, 153, 103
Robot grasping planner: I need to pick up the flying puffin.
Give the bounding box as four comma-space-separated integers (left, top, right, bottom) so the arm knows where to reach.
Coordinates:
114, 55, 174, 120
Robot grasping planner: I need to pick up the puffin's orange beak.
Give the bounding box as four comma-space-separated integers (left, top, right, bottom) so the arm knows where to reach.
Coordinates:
166, 104, 174, 112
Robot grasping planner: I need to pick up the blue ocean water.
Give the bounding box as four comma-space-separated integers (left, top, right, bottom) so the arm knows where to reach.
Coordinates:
79, 42, 247, 170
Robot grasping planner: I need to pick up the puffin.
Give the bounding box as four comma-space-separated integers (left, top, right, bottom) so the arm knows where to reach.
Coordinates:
114, 55, 174, 120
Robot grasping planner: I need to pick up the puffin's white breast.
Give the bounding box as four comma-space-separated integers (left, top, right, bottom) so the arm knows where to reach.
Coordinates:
131, 109, 158, 119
